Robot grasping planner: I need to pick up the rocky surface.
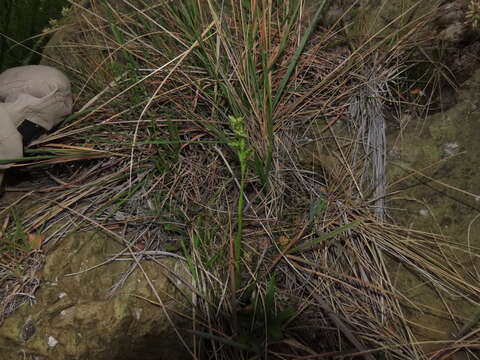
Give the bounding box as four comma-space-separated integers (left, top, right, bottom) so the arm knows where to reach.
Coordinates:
386, 55, 480, 357
4, 0, 479, 358
389, 66, 480, 248
0, 231, 191, 360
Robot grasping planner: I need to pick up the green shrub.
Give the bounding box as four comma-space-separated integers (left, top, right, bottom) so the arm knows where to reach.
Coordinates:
0, 0, 68, 71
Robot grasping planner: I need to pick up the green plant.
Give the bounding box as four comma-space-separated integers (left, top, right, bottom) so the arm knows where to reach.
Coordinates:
236, 280, 295, 352
190, 279, 296, 355
3, 1, 479, 359
0, 0, 69, 71
0, 210, 28, 254
228, 115, 252, 287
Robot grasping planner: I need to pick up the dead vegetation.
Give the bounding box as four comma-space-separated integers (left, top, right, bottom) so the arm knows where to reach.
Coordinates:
0, 0, 479, 359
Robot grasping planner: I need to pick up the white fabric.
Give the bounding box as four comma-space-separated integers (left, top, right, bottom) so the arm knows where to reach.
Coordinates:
0, 65, 73, 130
0, 65, 72, 186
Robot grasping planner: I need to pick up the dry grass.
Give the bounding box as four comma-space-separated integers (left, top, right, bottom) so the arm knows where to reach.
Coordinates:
0, 0, 479, 359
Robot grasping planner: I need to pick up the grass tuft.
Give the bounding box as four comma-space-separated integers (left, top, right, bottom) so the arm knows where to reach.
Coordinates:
0, 0, 478, 359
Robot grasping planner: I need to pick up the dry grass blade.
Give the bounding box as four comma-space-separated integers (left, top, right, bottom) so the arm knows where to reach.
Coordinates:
0, 1, 478, 359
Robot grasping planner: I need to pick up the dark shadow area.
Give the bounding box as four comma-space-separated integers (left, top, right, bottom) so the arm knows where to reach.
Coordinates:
0, 0, 69, 71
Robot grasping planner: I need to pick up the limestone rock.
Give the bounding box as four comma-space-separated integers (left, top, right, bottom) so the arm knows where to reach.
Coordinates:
0, 231, 191, 360
386, 66, 480, 351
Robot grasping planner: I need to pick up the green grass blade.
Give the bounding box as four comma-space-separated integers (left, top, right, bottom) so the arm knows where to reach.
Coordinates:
292, 219, 362, 253
273, 0, 329, 108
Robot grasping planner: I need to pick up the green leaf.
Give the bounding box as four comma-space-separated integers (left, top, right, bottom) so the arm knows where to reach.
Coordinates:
276, 306, 296, 324
273, 0, 330, 108
308, 196, 327, 222
265, 278, 277, 310
267, 326, 283, 342
292, 219, 362, 253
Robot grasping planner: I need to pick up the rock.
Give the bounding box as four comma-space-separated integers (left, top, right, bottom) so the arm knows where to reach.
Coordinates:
0, 231, 191, 360
438, 22, 467, 43
386, 66, 480, 351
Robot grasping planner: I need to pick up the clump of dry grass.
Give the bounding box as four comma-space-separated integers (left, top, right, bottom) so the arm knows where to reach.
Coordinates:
0, 0, 479, 359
